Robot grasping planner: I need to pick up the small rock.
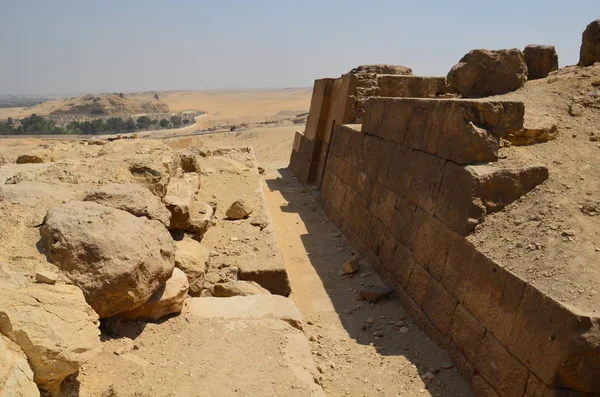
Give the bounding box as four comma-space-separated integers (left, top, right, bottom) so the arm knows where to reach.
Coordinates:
358, 287, 394, 303
399, 326, 410, 334
441, 361, 454, 369
35, 271, 57, 285
225, 199, 253, 220
366, 317, 375, 324
561, 229, 576, 237
342, 258, 360, 274
373, 330, 384, 338
425, 372, 436, 380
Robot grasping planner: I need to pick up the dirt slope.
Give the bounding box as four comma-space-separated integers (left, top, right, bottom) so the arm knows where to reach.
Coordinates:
471, 64, 600, 313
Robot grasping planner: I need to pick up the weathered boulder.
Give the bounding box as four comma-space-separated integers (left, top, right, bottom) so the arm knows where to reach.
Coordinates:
524, 45, 559, 80
579, 19, 600, 66
212, 280, 271, 297
0, 285, 101, 396
15, 150, 52, 164
40, 201, 175, 318
164, 173, 201, 229
0, 334, 40, 397
187, 200, 214, 237
225, 199, 253, 220
115, 268, 189, 322
174, 236, 209, 296
84, 183, 171, 227
447, 49, 528, 97
349, 64, 413, 75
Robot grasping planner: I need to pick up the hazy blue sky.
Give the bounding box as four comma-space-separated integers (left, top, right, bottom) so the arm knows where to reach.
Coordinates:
0, 0, 598, 95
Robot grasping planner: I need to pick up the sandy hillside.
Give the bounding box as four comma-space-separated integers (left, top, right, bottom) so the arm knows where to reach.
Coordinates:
0, 89, 312, 126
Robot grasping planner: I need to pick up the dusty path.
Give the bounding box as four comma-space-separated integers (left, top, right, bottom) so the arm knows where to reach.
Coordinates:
262, 167, 473, 397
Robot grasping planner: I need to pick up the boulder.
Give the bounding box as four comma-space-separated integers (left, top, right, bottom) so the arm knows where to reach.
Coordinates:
164, 173, 201, 229
115, 268, 189, 322
579, 19, 600, 66
0, 334, 40, 397
349, 64, 413, 75
174, 237, 209, 296
212, 280, 271, 297
225, 199, 253, 220
447, 49, 528, 97
523, 45, 559, 80
40, 201, 175, 318
15, 150, 52, 164
84, 183, 171, 227
0, 285, 101, 396
187, 200, 214, 237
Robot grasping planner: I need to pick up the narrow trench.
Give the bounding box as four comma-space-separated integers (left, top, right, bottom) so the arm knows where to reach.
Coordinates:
262, 167, 473, 397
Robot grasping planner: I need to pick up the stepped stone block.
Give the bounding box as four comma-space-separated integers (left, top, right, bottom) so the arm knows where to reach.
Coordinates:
362, 98, 524, 163
377, 75, 446, 98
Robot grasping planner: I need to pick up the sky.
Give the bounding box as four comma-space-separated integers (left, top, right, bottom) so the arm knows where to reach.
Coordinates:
0, 0, 598, 95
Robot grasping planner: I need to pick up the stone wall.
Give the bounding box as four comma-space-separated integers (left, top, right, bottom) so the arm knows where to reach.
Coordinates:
289, 71, 446, 187
314, 98, 599, 396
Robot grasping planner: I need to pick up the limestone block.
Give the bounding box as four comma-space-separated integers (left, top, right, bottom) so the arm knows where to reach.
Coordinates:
377, 75, 447, 98
578, 19, 600, 66
524, 45, 559, 80
507, 285, 600, 393
421, 278, 458, 335
447, 48, 528, 97
449, 304, 486, 362
475, 332, 529, 397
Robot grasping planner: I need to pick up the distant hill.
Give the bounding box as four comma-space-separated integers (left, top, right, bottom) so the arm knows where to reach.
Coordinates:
27, 93, 169, 116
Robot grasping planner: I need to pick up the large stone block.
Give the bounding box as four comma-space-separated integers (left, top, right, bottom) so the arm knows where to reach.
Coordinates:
469, 163, 549, 214
447, 48, 528, 97
436, 162, 547, 235
369, 182, 397, 228
507, 285, 600, 393
412, 212, 457, 280
389, 196, 418, 251
449, 304, 486, 362
436, 162, 486, 235
362, 98, 524, 164
578, 19, 600, 67
388, 243, 416, 289
440, 235, 478, 300
406, 263, 431, 307
524, 45, 559, 80
475, 332, 530, 397
390, 149, 446, 215
471, 375, 501, 397
377, 75, 447, 98
304, 78, 335, 142
460, 252, 525, 346
421, 278, 458, 335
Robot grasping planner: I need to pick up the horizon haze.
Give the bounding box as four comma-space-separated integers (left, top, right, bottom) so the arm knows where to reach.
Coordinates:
0, 0, 598, 96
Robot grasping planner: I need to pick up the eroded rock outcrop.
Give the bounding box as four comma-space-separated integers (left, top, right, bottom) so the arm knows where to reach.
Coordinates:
0, 285, 101, 396
115, 268, 189, 321
40, 201, 175, 318
447, 49, 528, 97
84, 183, 171, 227
0, 334, 40, 397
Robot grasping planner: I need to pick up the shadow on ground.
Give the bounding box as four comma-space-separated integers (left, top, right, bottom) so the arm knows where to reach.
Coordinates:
265, 167, 472, 397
